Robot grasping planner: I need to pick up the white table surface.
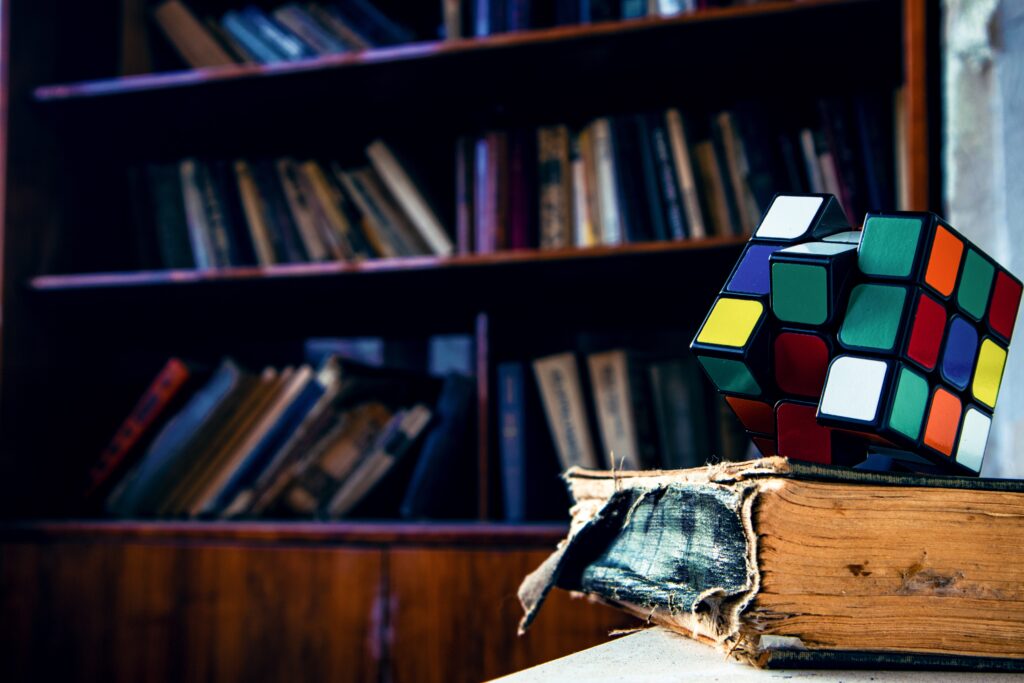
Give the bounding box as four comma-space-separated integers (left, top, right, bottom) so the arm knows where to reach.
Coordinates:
490, 627, 1024, 682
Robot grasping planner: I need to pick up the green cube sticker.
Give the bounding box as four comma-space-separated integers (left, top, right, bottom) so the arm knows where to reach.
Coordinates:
957, 249, 995, 320
888, 366, 929, 440
771, 262, 828, 325
697, 356, 761, 396
859, 216, 923, 278
839, 284, 908, 351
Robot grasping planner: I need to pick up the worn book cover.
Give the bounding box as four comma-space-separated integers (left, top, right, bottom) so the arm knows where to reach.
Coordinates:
519, 457, 1024, 671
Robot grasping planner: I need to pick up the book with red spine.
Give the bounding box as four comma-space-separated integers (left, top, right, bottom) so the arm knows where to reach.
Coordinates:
83, 358, 196, 502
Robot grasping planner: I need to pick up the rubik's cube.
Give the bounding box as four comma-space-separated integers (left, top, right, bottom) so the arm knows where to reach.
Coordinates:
690, 194, 1021, 476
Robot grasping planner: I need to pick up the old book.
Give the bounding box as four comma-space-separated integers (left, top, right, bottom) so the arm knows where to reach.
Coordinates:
153, 0, 236, 68
178, 158, 216, 268
665, 108, 706, 238
234, 159, 277, 265
325, 405, 433, 518
305, 4, 372, 50
298, 160, 364, 259
520, 458, 1024, 671
590, 118, 623, 245
693, 139, 734, 237
537, 125, 572, 249
576, 125, 603, 245
585, 350, 655, 471
532, 353, 599, 470
272, 5, 349, 56
281, 401, 394, 514
714, 111, 760, 235
335, 167, 400, 257
276, 158, 330, 261
252, 159, 308, 263
366, 140, 453, 256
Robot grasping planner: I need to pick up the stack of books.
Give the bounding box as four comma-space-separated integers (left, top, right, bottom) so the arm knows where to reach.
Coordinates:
135, 141, 451, 269
87, 353, 476, 520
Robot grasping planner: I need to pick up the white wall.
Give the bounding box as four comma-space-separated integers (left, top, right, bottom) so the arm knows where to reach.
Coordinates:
944, 0, 1024, 476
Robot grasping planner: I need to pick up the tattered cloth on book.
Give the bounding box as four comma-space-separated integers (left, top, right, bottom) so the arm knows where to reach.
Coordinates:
518, 457, 1024, 671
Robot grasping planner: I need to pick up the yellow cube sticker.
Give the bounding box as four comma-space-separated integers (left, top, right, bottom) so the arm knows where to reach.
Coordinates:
696, 297, 764, 348
973, 338, 1007, 409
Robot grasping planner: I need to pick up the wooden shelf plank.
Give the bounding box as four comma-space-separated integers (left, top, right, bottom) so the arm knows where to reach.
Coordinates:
0, 519, 569, 547
30, 237, 746, 291
33, 0, 885, 104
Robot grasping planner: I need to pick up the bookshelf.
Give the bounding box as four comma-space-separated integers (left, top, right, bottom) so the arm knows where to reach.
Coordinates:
0, 0, 941, 680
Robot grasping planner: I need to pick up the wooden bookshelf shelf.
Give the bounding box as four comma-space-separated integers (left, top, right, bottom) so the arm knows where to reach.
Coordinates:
27, 239, 745, 336
31, 0, 901, 152
30, 237, 745, 291
0, 519, 567, 547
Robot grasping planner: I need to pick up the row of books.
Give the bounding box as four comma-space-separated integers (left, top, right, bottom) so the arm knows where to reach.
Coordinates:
135, 141, 451, 269
89, 355, 475, 519
153, 0, 414, 68
153, 0, 778, 70
460, 97, 896, 252
462, 0, 749, 37
501, 349, 748, 521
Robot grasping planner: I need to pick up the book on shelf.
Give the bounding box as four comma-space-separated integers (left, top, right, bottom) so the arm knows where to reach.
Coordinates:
97, 352, 464, 520
519, 458, 1024, 671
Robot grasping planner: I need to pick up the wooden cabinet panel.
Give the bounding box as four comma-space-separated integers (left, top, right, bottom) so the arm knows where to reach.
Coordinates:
387, 548, 638, 683
0, 542, 383, 683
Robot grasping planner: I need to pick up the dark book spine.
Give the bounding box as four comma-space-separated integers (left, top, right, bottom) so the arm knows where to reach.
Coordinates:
507, 0, 533, 30
818, 98, 865, 222
253, 160, 308, 263
710, 117, 744, 236
649, 114, 688, 239
626, 354, 660, 469
455, 136, 474, 254
507, 129, 530, 250
732, 107, 781, 214
196, 160, 236, 266
221, 10, 286, 64
127, 166, 161, 269
145, 164, 195, 269
554, 0, 580, 25
338, 0, 415, 45
636, 115, 669, 242
241, 7, 315, 60
498, 362, 527, 521
473, 0, 491, 36
609, 116, 647, 242
208, 160, 258, 266
621, 0, 647, 18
